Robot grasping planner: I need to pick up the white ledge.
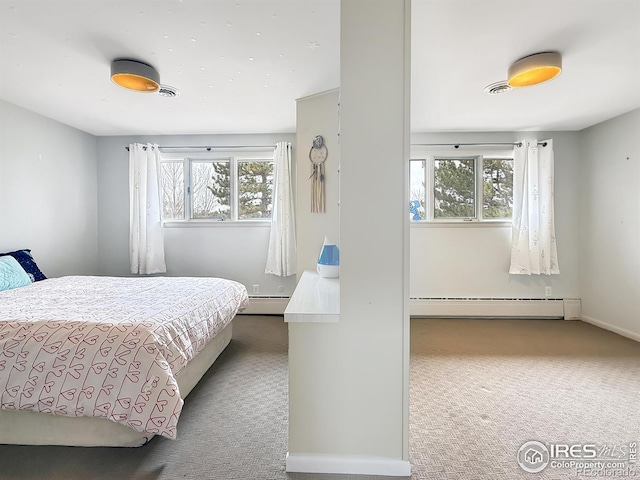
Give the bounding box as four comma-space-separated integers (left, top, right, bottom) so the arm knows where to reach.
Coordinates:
284, 270, 340, 323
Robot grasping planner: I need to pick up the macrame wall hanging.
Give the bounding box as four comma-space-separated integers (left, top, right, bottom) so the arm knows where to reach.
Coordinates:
309, 135, 328, 213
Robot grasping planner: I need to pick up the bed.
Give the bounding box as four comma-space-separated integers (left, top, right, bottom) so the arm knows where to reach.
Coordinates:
0, 274, 248, 447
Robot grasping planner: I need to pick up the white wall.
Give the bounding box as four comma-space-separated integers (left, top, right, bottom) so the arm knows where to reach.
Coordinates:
0, 100, 98, 276
409, 131, 581, 299
295, 89, 341, 276
96, 134, 297, 296
579, 109, 640, 339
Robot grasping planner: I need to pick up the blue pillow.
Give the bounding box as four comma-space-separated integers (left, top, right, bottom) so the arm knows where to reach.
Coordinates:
0, 256, 33, 291
0, 249, 47, 282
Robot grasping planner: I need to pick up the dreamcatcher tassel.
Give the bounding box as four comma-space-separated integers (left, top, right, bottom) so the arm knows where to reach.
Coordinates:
310, 162, 325, 213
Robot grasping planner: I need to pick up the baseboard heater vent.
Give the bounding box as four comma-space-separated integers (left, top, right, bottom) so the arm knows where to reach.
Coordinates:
240, 296, 290, 315
410, 298, 580, 319
241, 297, 581, 318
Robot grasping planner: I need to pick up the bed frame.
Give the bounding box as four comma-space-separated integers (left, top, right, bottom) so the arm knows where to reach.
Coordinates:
0, 321, 233, 447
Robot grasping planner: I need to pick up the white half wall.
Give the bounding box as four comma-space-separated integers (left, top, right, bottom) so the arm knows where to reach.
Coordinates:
96, 134, 297, 296
0, 99, 98, 276
409, 131, 581, 300
578, 109, 640, 339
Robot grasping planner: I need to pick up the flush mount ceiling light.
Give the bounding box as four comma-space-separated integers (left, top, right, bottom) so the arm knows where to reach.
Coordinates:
507, 51, 562, 88
110, 59, 160, 92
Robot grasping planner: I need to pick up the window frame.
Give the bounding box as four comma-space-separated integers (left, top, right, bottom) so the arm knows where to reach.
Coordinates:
160, 150, 275, 226
410, 148, 514, 225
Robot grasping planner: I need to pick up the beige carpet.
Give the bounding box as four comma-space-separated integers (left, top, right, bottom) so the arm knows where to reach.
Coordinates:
410, 318, 640, 480
0, 316, 638, 480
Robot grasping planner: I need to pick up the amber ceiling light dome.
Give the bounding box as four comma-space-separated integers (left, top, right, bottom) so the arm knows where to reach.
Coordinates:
110, 59, 160, 92
507, 52, 562, 87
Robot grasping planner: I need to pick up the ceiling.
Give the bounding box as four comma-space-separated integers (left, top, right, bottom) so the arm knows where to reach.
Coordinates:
1, 0, 638, 136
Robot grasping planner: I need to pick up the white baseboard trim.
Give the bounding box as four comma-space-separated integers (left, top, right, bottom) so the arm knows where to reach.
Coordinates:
581, 315, 640, 343
238, 297, 289, 315
285, 453, 411, 477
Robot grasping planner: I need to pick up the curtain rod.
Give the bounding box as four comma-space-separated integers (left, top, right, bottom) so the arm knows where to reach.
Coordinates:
412, 141, 548, 148
125, 145, 275, 151
126, 141, 547, 151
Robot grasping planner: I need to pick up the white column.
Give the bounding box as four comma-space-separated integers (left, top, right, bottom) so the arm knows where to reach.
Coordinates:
338, 0, 411, 464
287, 0, 411, 476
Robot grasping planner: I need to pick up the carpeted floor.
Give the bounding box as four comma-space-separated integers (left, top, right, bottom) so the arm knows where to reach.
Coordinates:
410, 318, 640, 480
0, 316, 638, 480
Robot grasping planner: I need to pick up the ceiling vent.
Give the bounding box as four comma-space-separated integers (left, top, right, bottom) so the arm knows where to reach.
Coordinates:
484, 81, 512, 95
157, 85, 180, 97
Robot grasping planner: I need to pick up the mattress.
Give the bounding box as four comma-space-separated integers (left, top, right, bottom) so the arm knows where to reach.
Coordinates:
0, 275, 248, 440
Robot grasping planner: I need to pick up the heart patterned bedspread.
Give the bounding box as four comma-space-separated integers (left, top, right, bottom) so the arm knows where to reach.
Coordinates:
0, 276, 248, 439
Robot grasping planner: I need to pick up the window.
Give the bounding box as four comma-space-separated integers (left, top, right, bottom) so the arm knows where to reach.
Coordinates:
161, 161, 185, 220
410, 155, 513, 222
482, 158, 514, 220
160, 152, 274, 223
191, 160, 231, 220
434, 157, 476, 219
237, 160, 274, 219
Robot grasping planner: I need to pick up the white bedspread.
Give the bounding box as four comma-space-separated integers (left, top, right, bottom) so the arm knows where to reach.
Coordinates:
0, 276, 248, 439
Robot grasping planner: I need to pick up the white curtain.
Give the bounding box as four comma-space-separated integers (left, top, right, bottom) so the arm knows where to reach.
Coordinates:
509, 139, 559, 275
265, 142, 296, 276
129, 143, 167, 274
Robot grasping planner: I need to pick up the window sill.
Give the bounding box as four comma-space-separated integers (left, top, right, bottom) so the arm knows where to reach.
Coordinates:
410, 220, 511, 228
162, 220, 271, 228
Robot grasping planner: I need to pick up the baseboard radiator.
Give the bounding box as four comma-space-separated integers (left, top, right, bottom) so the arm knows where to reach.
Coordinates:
410, 298, 581, 319
240, 296, 582, 319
